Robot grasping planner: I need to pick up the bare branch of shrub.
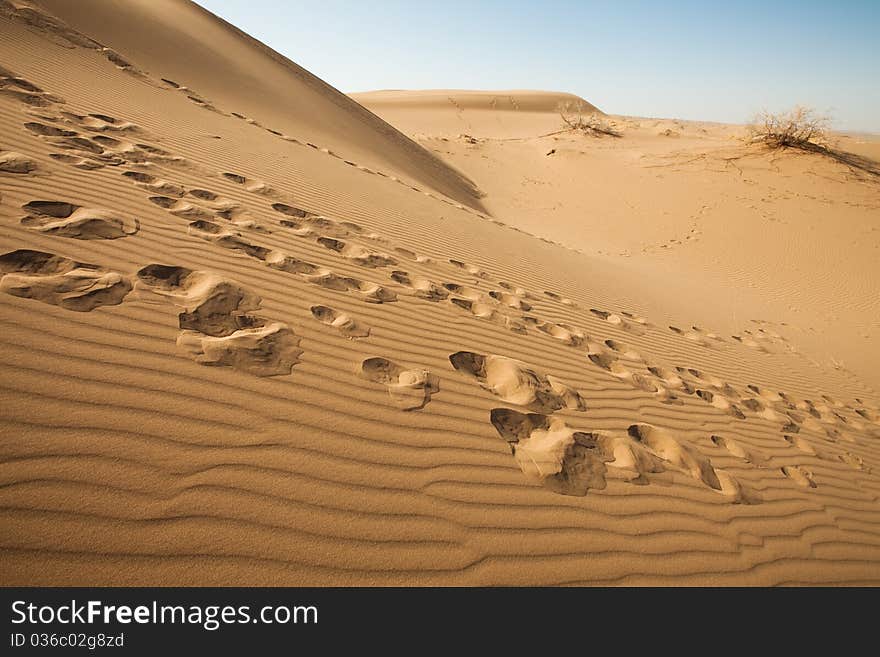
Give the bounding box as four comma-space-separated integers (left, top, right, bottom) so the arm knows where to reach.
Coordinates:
748, 106, 830, 150
558, 100, 621, 138
748, 106, 879, 177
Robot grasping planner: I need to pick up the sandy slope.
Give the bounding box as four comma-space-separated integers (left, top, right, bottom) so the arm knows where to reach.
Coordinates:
1, 0, 879, 586
355, 92, 880, 391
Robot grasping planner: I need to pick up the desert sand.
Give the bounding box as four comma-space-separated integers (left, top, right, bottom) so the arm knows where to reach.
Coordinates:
1, 0, 879, 586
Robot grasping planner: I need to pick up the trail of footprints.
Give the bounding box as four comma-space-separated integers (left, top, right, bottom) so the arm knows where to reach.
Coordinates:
3, 66, 627, 343
3, 61, 880, 503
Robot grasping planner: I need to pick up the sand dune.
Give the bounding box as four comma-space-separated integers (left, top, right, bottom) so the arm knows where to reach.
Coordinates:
10, 0, 484, 210
352, 89, 599, 139
1, 0, 879, 585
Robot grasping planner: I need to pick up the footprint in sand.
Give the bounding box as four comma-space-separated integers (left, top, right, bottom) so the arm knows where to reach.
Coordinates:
740, 397, 782, 422
543, 290, 575, 306
221, 172, 248, 185
448, 259, 488, 279
620, 310, 650, 327
746, 384, 784, 403
450, 351, 585, 412
449, 298, 527, 334
489, 413, 753, 501
19, 200, 139, 239
670, 325, 721, 347
262, 251, 320, 275
488, 290, 531, 311
628, 424, 753, 501
310, 305, 371, 339
489, 409, 615, 496
604, 339, 642, 360
185, 188, 240, 214
187, 220, 272, 259
303, 268, 398, 304
32, 113, 183, 169
0, 249, 131, 311
586, 344, 661, 394
48, 152, 106, 170
628, 424, 720, 489
696, 388, 746, 419
710, 435, 768, 466
360, 357, 439, 410
646, 365, 693, 393
838, 452, 869, 471
272, 204, 355, 239
731, 332, 770, 352
820, 394, 846, 410
244, 181, 277, 196
60, 111, 144, 135
393, 247, 417, 260
22, 122, 75, 138
783, 434, 818, 455
782, 465, 817, 488
498, 281, 533, 298
537, 321, 586, 347
275, 217, 315, 237
136, 264, 301, 376
590, 308, 646, 335
270, 202, 315, 219
0, 70, 65, 107
148, 196, 212, 220
24, 122, 125, 166
0, 151, 38, 174
122, 170, 186, 197
780, 414, 802, 434
443, 283, 486, 302
316, 237, 397, 268
390, 270, 449, 301
102, 48, 141, 74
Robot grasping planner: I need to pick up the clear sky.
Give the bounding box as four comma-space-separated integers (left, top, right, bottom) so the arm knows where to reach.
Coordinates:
196, 0, 879, 132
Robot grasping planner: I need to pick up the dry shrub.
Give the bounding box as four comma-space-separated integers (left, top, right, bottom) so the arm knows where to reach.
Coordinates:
748, 106, 830, 150
747, 106, 879, 177
558, 100, 621, 137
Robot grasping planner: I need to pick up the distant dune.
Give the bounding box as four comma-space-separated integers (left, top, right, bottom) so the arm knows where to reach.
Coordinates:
352, 89, 601, 113
1, 0, 879, 586
353, 89, 601, 139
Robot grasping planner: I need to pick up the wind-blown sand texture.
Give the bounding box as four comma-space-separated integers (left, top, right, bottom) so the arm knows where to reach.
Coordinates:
1, 0, 879, 585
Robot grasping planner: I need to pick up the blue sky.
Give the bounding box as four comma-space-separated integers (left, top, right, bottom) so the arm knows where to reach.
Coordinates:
197, 0, 879, 132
